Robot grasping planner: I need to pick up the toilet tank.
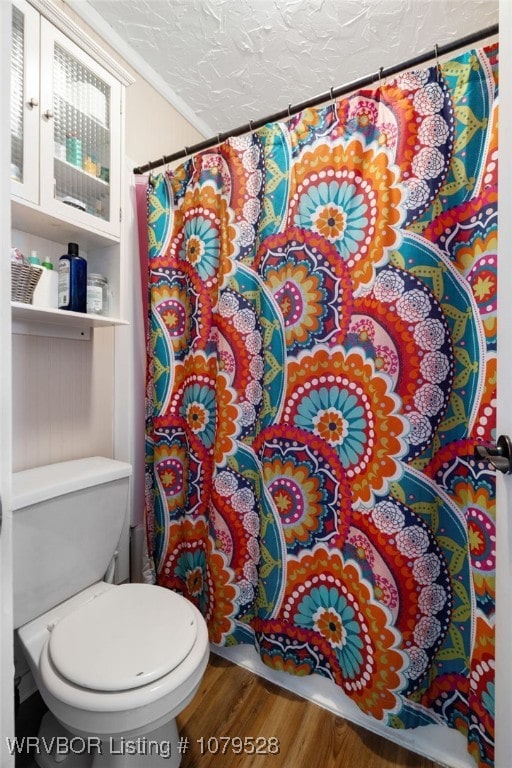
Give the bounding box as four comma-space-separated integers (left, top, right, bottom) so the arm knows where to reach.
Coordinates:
12, 457, 132, 629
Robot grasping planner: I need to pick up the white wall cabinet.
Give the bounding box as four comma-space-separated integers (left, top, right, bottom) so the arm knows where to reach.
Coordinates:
11, 0, 122, 241
10, 0, 133, 335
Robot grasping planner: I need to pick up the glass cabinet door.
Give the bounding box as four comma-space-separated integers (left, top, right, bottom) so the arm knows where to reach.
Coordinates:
10, 0, 39, 203
39, 19, 121, 237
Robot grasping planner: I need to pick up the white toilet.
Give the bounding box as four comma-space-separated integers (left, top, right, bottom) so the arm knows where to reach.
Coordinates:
12, 457, 210, 768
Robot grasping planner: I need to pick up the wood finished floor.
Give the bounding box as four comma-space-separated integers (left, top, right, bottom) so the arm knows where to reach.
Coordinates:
177, 654, 443, 768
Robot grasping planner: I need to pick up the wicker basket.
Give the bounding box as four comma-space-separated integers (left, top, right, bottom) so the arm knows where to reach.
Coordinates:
11, 262, 43, 303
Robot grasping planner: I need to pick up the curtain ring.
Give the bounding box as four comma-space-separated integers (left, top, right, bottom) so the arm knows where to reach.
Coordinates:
379, 66, 385, 88
330, 86, 335, 102
248, 119, 254, 133
148, 171, 155, 188
217, 133, 223, 147
288, 103, 293, 119
434, 43, 441, 79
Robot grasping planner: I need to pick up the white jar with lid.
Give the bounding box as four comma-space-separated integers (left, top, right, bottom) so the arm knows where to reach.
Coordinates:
86, 273, 109, 315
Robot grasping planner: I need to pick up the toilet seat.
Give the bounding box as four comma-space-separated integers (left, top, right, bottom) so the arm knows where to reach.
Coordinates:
48, 583, 197, 692
32, 583, 210, 737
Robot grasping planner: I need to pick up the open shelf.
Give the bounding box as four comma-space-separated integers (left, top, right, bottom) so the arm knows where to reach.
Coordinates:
12, 301, 128, 340
11, 197, 120, 250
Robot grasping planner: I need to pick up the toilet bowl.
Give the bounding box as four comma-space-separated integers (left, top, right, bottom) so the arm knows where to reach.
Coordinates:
18, 581, 209, 767
12, 458, 210, 768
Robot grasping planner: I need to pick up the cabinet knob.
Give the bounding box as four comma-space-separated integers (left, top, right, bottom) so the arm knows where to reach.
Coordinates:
43, 109, 54, 120
27, 98, 39, 108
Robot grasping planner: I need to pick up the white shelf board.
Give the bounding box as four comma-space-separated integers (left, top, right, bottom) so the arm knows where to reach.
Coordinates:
11, 197, 120, 250
12, 301, 128, 340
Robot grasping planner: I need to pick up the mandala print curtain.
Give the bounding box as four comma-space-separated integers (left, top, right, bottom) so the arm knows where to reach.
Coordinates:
144, 45, 498, 768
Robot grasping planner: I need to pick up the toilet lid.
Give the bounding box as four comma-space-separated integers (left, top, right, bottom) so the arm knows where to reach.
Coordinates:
48, 584, 198, 692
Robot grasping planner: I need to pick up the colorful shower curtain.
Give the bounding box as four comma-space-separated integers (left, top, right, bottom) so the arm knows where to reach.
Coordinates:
144, 44, 498, 768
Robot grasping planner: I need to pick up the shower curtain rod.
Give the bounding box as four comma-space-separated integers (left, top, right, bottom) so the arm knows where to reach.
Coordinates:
132, 22, 498, 175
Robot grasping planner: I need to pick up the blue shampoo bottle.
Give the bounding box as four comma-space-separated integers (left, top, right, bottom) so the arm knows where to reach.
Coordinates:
58, 242, 87, 312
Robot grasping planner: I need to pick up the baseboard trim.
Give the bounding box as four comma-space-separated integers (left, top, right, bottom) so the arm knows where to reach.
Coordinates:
211, 644, 470, 768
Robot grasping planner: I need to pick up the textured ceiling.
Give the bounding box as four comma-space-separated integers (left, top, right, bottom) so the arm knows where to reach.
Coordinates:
85, 0, 498, 137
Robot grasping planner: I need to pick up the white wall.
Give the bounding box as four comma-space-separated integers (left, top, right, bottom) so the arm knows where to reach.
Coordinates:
125, 77, 204, 168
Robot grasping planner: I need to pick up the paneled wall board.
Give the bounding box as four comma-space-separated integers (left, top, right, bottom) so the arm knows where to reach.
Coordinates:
12, 328, 114, 471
